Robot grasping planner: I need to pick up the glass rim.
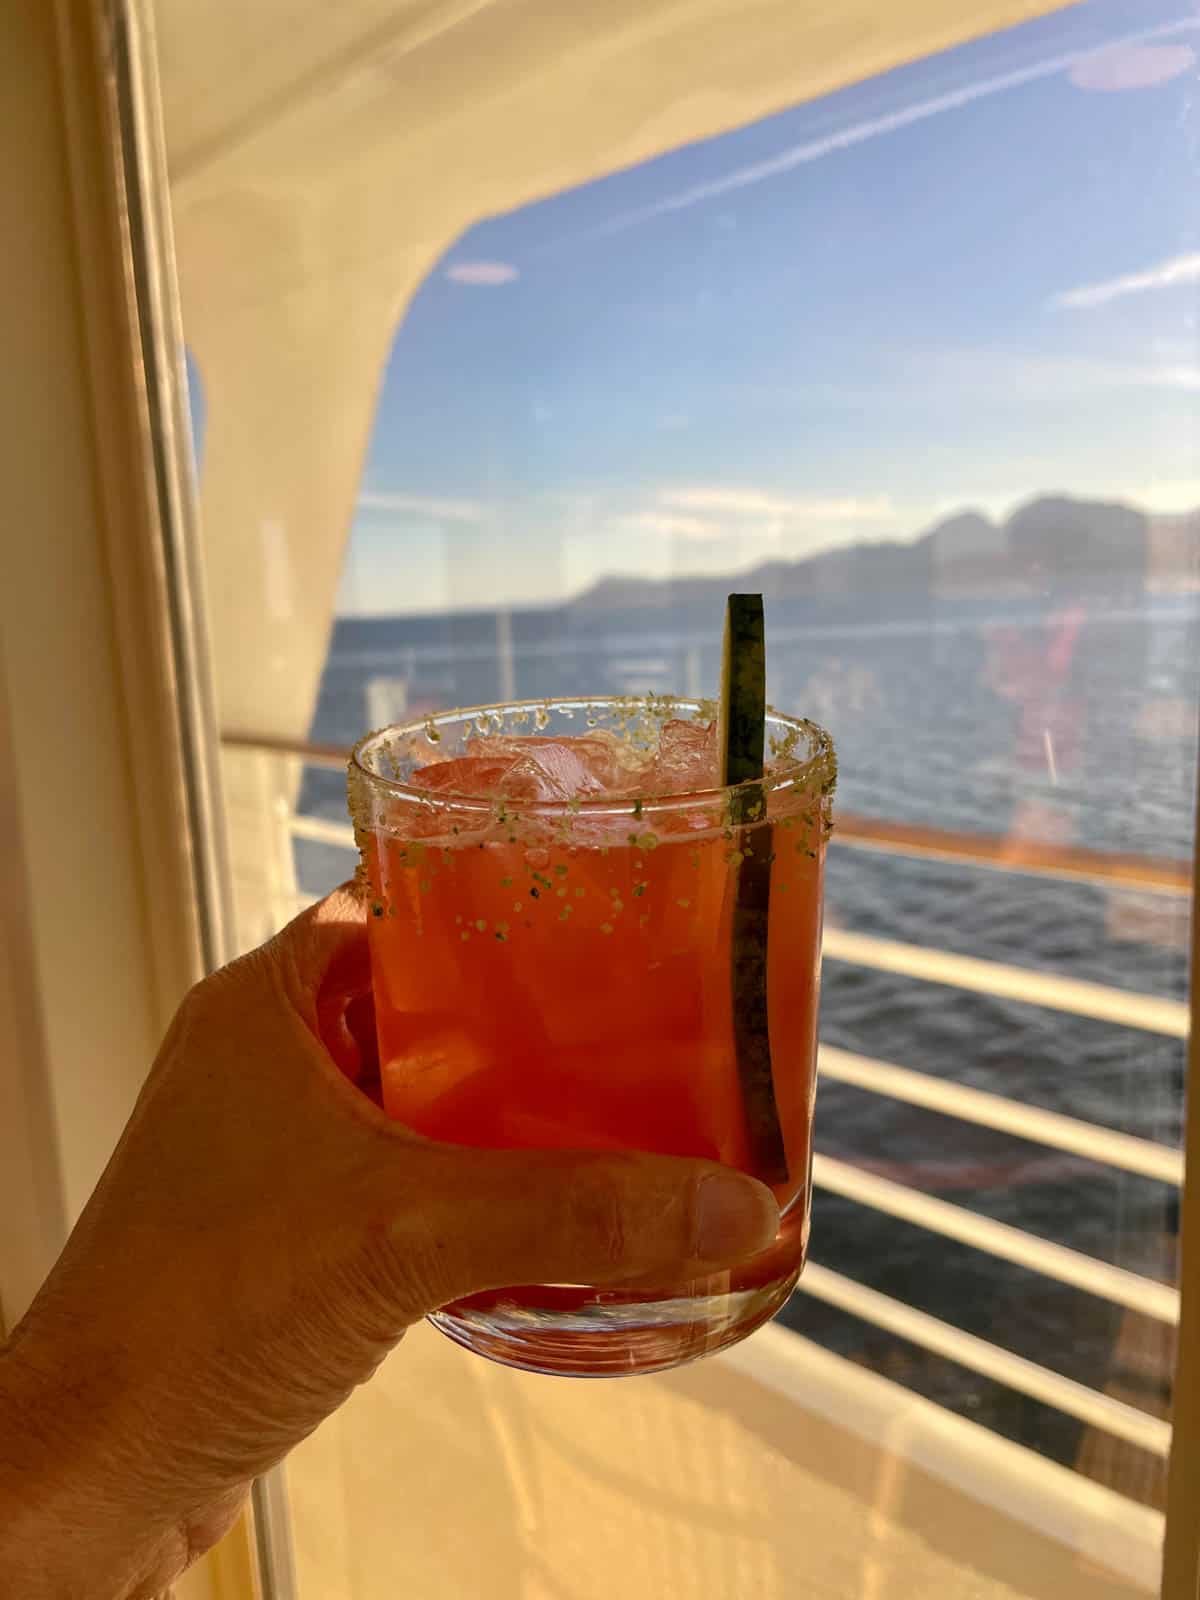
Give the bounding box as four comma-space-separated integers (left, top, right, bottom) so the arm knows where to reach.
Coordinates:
349, 695, 835, 817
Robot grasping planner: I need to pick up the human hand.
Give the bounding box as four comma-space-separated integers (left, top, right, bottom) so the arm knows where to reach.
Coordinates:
0, 886, 778, 1599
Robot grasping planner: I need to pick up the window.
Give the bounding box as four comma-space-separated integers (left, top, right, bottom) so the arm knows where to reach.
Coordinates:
166, 0, 1199, 1591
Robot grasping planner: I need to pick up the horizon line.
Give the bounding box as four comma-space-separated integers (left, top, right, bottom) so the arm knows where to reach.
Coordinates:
334, 487, 1199, 621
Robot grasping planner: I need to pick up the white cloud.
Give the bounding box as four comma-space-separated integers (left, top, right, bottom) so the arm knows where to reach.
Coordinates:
619, 511, 720, 541
444, 261, 519, 286
660, 486, 793, 517
1069, 42, 1195, 93
1052, 252, 1200, 311
1122, 478, 1200, 514
1148, 363, 1200, 391
915, 344, 1200, 399
547, 18, 1197, 248
660, 486, 895, 521
357, 491, 485, 522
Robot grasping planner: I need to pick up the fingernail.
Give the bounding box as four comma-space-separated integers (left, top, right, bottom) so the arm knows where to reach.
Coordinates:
695, 1173, 780, 1263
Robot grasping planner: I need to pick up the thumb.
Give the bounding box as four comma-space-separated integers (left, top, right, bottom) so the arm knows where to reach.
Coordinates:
387, 1145, 781, 1316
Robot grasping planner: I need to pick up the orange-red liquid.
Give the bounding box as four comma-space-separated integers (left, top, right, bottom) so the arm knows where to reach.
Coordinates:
366, 814, 823, 1210
360, 731, 827, 1374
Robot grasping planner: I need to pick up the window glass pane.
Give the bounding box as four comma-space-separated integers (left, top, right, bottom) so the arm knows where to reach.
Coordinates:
294, 0, 1195, 1502
172, 0, 1195, 1590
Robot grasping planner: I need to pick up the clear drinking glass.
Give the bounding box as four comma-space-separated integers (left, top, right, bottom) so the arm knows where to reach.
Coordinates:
349, 696, 834, 1375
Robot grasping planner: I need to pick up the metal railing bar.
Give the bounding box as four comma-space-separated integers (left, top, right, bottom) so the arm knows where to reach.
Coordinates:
812, 1153, 1180, 1324
218, 730, 1192, 895
795, 1263, 1172, 1457
287, 814, 357, 849
222, 729, 348, 768
280, 812, 1189, 1038
823, 929, 1189, 1039
819, 1046, 1184, 1186
833, 812, 1191, 895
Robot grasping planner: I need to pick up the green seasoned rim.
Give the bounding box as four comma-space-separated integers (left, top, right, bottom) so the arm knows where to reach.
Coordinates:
348, 694, 836, 818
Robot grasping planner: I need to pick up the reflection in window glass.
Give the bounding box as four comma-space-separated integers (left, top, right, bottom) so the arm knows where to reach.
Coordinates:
288, 0, 1197, 1507
185, 349, 206, 475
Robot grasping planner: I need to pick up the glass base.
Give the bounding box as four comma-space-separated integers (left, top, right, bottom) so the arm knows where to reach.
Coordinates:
428, 1214, 806, 1377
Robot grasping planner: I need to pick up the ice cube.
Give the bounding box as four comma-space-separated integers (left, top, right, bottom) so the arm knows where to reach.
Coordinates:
646, 719, 719, 795
492, 1107, 632, 1153
466, 733, 650, 799
410, 755, 518, 796
381, 1014, 493, 1125
495, 740, 611, 802
503, 750, 596, 801
410, 727, 701, 819
463, 735, 539, 764
567, 730, 653, 793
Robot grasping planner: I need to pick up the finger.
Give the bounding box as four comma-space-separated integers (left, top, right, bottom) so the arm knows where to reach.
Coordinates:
270, 880, 368, 980
337, 988, 382, 1102
264, 883, 371, 1035
313, 937, 375, 1086
387, 1146, 780, 1315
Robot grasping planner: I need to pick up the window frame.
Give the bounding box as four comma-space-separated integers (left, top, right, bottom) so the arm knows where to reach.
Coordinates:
1, 1, 250, 1595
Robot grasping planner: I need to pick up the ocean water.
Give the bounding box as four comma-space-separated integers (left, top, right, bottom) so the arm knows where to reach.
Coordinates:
297, 594, 1198, 1492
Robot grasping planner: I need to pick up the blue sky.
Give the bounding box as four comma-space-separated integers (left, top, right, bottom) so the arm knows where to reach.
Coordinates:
336, 0, 1200, 616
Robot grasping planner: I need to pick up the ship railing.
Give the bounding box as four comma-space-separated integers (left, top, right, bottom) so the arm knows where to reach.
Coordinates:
219, 729, 1189, 1468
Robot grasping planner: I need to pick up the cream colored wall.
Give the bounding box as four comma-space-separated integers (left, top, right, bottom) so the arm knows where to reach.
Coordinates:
0, 3, 237, 1591
0, 0, 167, 1317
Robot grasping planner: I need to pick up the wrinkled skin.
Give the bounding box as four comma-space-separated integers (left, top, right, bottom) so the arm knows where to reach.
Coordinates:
0, 887, 777, 1599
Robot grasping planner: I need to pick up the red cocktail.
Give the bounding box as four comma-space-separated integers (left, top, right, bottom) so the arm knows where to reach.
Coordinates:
349, 696, 834, 1375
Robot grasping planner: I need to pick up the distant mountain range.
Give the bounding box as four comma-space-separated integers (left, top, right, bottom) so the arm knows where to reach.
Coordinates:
572, 494, 1200, 613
